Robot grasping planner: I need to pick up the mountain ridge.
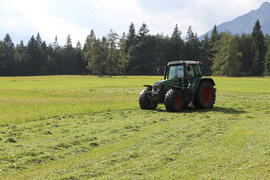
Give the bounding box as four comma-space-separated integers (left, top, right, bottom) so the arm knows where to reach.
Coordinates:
201, 2, 270, 39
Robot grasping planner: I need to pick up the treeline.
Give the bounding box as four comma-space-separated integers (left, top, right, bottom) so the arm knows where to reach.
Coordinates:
0, 34, 85, 76
0, 20, 270, 76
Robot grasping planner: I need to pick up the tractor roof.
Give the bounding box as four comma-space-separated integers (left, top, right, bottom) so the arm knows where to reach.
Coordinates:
168, 60, 201, 66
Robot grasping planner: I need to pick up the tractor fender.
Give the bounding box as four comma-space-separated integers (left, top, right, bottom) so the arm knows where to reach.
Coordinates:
143, 85, 153, 91
195, 78, 215, 91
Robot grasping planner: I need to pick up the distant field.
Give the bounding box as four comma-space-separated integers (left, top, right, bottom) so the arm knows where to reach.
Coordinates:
0, 76, 270, 179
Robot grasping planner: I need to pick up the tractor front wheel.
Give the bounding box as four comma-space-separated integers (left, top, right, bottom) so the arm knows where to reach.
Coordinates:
194, 81, 216, 109
164, 89, 185, 112
139, 89, 158, 110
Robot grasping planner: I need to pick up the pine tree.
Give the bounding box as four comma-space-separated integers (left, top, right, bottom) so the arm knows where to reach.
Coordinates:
36, 32, 42, 45
127, 23, 151, 75
184, 26, 194, 59
138, 23, 150, 41
37, 34, 49, 75
264, 43, 270, 75
65, 34, 73, 48
119, 32, 129, 76
0, 41, 6, 75
125, 23, 138, 74
46, 45, 57, 75
238, 34, 253, 75
212, 32, 242, 76
171, 24, 181, 40
14, 40, 27, 75
128, 23, 136, 39
184, 26, 200, 60
107, 30, 119, 76
74, 40, 85, 74
170, 24, 184, 60
49, 38, 61, 74
126, 23, 136, 53
26, 35, 39, 75
208, 25, 220, 72
84, 30, 96, 51
83, 30, 97, 74
62, 34, 76, 74
251, 20, 266, 76
0, 34, 15, 75
200, 35, 212, 75
185, 26, 195, 43
210, 25, 219, 43
87, 39, 109, 75
152, 34, 171, 74
76, 41, 82, 49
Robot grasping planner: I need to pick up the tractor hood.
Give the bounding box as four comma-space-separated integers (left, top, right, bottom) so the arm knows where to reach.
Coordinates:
152, 78, 181, 92
153, 80, 165, 86
154, 78, 180, 86
152, 80, 165, 91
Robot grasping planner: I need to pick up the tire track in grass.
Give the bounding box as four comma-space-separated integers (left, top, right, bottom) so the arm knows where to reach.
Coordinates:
97, 116, 233, 179
51, 119, 201, 179
0, 109, 154, 176
2, 110, 192, 179
19, 112, 235, 179
59, 112, 242, 179
149, 116, 270, 179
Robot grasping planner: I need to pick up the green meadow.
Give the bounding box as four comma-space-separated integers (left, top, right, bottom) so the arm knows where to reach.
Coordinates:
0, 76, 270, 179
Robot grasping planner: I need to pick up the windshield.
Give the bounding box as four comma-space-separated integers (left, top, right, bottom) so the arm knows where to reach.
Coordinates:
168, 65, 184, 79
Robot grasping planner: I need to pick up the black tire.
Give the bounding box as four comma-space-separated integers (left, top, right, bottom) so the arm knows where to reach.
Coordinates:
139, 88, 158, 110
194, 81, 216, 109
164, 89, 185, 112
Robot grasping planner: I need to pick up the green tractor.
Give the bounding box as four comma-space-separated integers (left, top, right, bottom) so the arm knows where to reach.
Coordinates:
139, 61, 216, 112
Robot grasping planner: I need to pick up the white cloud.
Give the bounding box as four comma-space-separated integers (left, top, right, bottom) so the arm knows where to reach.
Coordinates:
0, 0, 89, 45
0, 0, 269, 45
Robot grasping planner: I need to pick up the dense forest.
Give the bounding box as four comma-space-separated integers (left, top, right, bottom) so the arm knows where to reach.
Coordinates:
0, 20, 270, 77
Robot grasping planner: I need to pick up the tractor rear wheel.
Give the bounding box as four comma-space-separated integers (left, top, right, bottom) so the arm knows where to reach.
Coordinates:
139, 88, 158, 110
194, 81, 216, 109
164, 89, 185, 112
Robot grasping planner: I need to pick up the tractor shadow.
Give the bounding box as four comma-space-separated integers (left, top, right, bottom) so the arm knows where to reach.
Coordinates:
155, 106, 246, 114
210, 107, 246, 114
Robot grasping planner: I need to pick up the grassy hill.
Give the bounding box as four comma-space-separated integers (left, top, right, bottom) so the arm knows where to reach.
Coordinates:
0, 76, 269, 179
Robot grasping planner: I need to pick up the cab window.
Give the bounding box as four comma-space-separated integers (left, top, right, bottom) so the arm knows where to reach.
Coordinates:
187, 65, 196, 78
194, 65, 202, 77
168, 65, 184, 79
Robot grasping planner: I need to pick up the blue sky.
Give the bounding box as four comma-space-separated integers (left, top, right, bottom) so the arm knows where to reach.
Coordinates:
0, 0, 269, 45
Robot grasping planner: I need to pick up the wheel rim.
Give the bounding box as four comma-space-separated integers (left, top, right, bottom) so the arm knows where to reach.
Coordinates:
174, 94, 182, 109
202, 87, 212, 104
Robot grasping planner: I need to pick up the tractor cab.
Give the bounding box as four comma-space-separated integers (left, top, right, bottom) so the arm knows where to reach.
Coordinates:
164, 61, 202, 80
162, 61, 203, 90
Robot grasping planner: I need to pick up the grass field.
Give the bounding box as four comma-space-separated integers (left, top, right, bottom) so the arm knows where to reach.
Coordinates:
0, 75, 270, 179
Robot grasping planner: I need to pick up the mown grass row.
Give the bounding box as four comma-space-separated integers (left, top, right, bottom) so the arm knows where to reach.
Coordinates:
0, 76, 157, 125
0, 76, 270, 179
